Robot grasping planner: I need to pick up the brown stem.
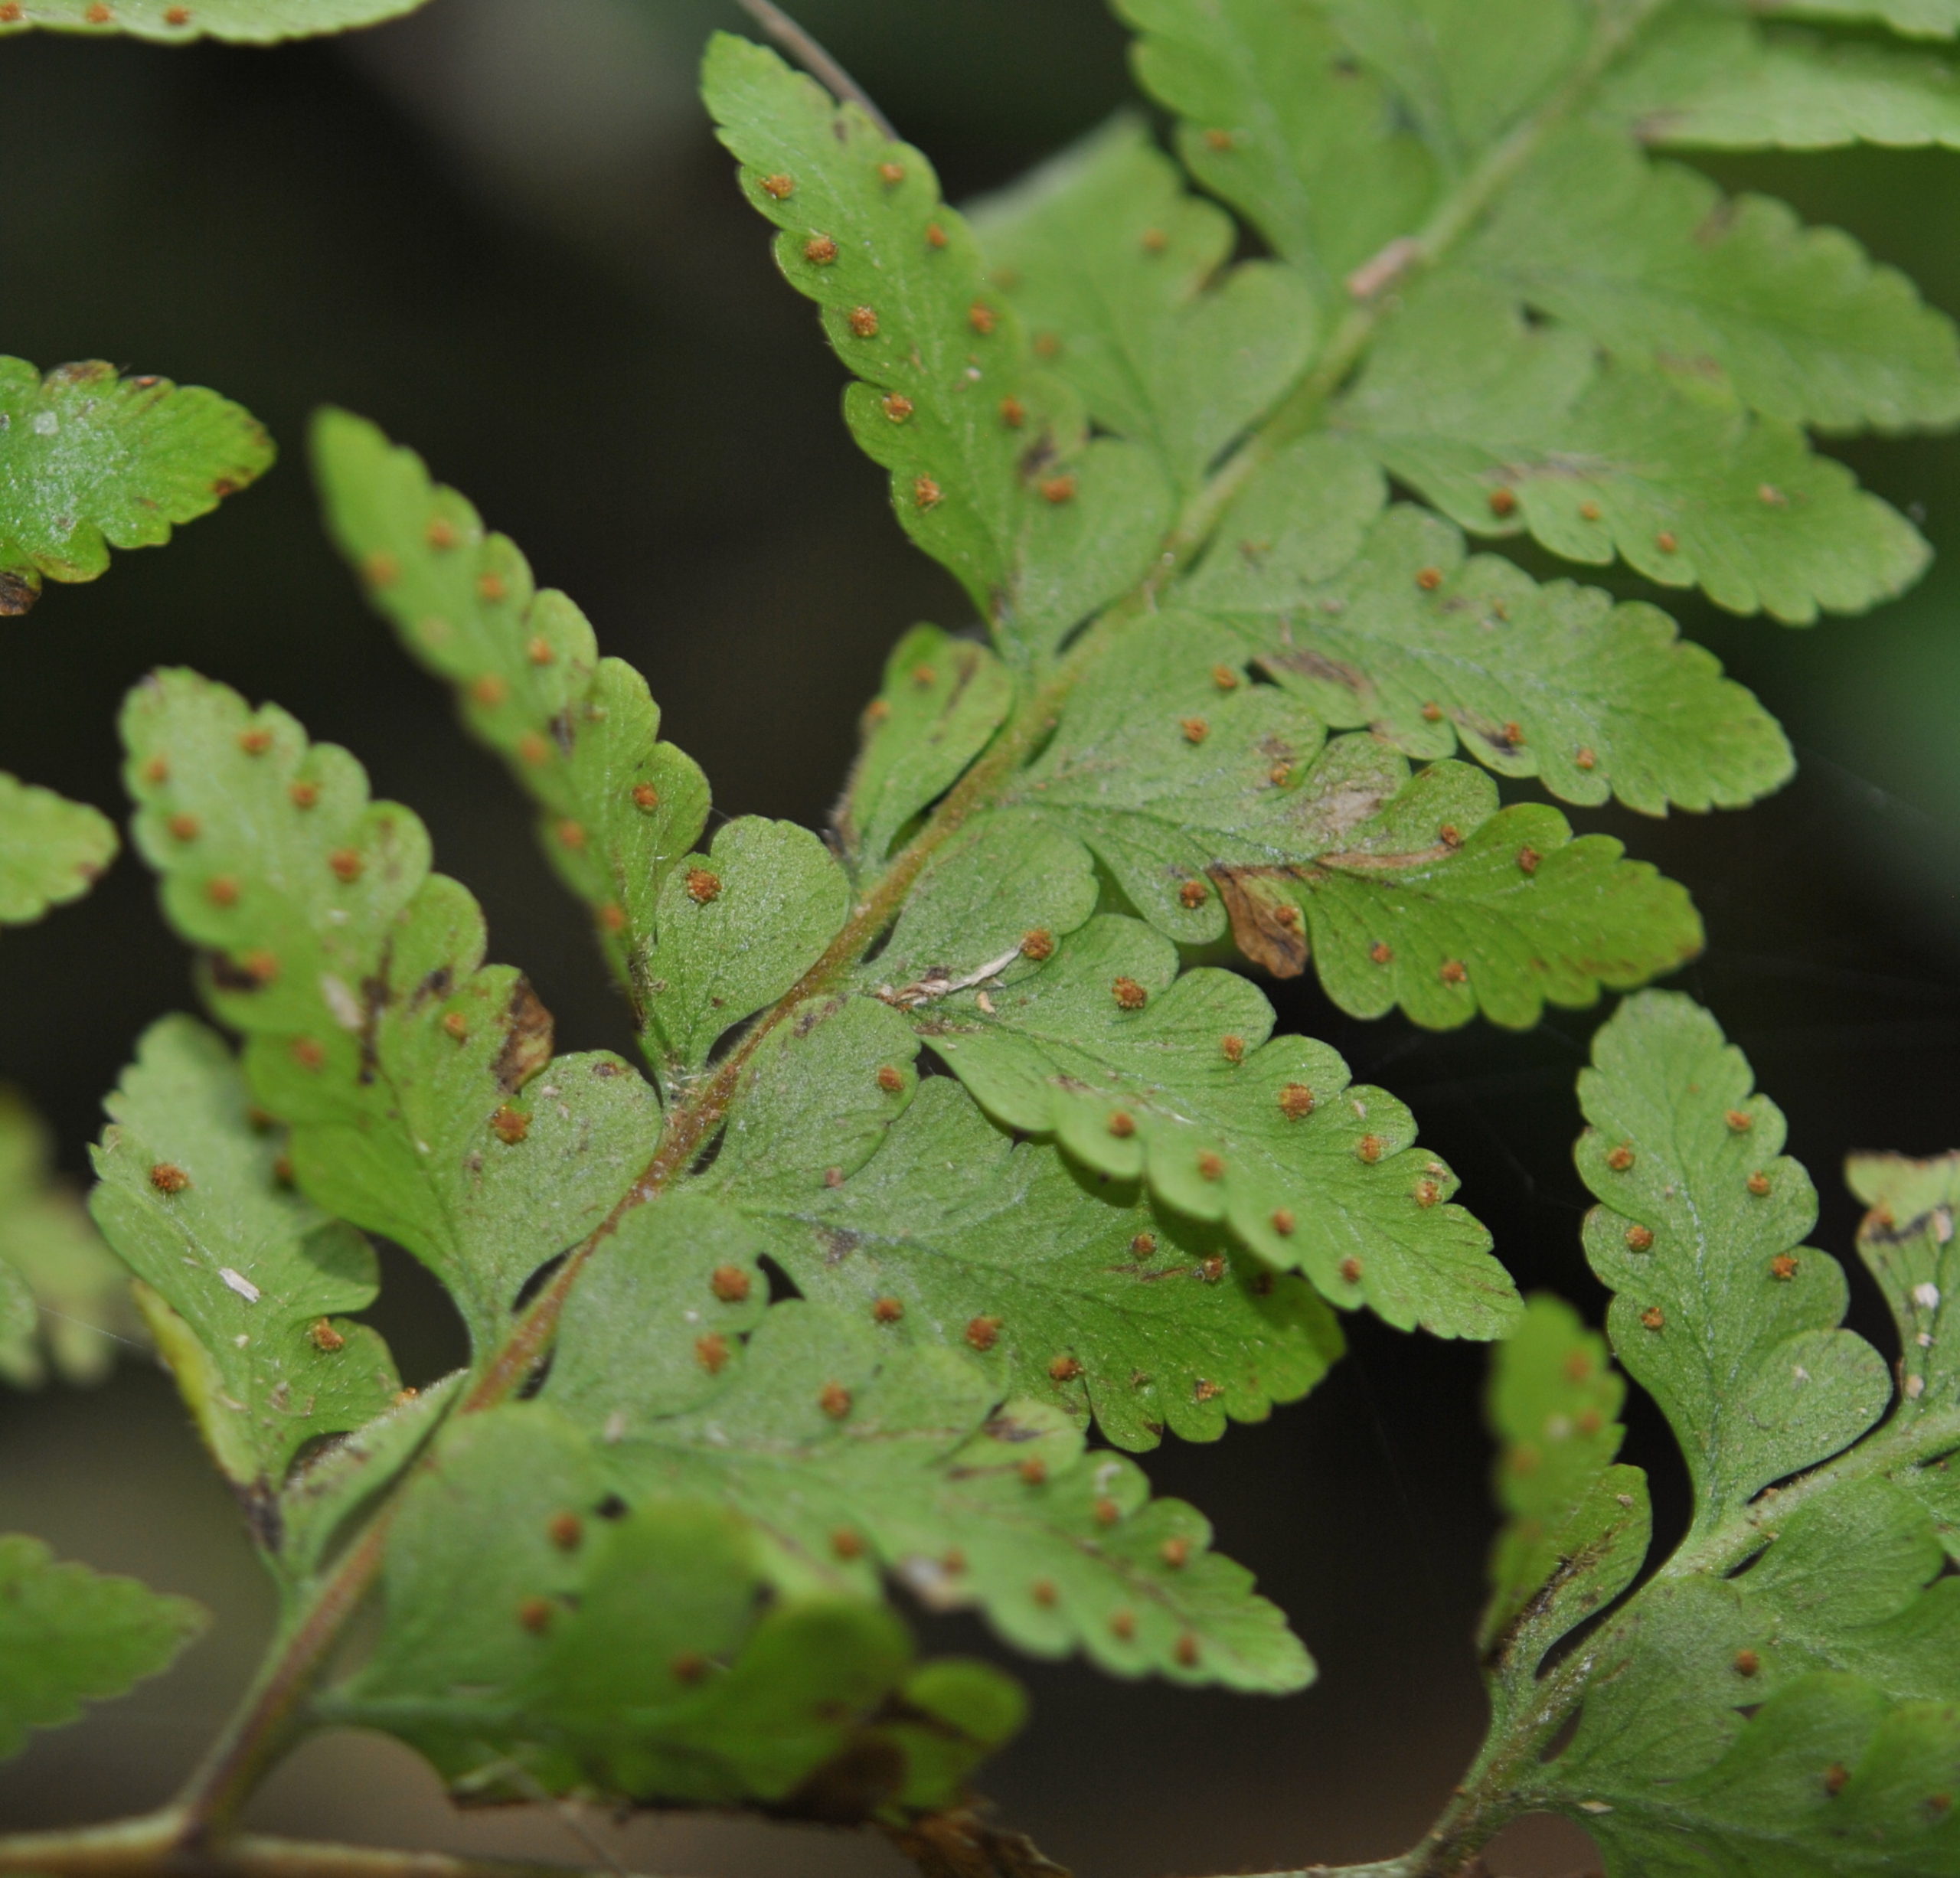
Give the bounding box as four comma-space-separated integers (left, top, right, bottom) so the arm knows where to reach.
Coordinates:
733, 0, 897, 139
0, 1816, 691, 1878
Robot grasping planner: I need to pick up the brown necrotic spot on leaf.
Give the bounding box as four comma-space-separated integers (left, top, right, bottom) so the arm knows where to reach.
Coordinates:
491, 979, 554, 1093
1209, 866, 1309, 978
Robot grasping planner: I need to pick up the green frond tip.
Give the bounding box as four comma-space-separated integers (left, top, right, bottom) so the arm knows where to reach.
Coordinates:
0, 0, 433, 41
0, 359, 271, 614
701, 32, 1173, 661
0, 1534, 205, 1762
0, 774, 116, 926
117, 667, 663, 1350
311, 409, 710, 1027
1577, 991, 1890, 1518
90, 1016, 400, 1531
0, 1091, 139, 1390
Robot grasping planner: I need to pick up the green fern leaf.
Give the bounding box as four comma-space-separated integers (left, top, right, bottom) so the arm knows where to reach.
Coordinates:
1606, 12, 1960, 151
0, 0, 433, 40
1577, 992, 1890, 1519
721, 1063, 1344, 1452
1195, 504, 1793, 815
1313, 0, 1592, 168
547, 1291, 1312, 1693
0, 358, 271, 614
905, 912, 1515, 1338
1469, 122, 1960, 433
710, 997, 926, 1205
983, 612, 1701, 1022
0, 773, 116, 926
1181, 434, 1390, 603
641, 818, 848, 1078
701, 34, 1174, 661
1338, 274, 1929, 623
869, 815, 1099, 1001
1113, 0, 1436, 309
704, 978, 1343, 1450
1454, 995, 1960, 1873
312, 410, 711, 1020
839, 624, 1012, 867
0, 1262, 31, 1360
972, 116, 1318, 498
325, 1403, 1014, 1816
333, 1288, 1307, 1808
0, 1535, 204, 1762
1111, 2, 1933, 619
0, 1091, 136, 1389
88, 1016, 400, 1530
1567, 1677, 1960, 1876
119, 669, 662, 1348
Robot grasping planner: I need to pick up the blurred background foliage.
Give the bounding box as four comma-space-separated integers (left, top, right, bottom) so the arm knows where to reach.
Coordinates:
2, 2, 1958, 1873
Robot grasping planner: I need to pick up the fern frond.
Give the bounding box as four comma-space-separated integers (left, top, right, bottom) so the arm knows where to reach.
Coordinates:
716, 1047, 1344, 1452
985, 613, 1704, 1020
839, 625, 1012, 867
312, 412, 711, 1027
907, 910, 1515, 1337
90, 1017, 401, 1540
1334, 273, 1929, 623
1466, 122, 1960, 433
972, 117, 1318, 501
0, 358, 270, 615
119, 669, 663, 1348
329, 1279, 1307, 1813
1606, 11, 1960, 151
0, 773, 116, 926
1577, 994, 1892, 1518
1194, 505, 1792, 816
1406, 996, 1960, 1873
0, 0, 433, 41
701, 34, 1174, 662
0, 1536, 204, 1765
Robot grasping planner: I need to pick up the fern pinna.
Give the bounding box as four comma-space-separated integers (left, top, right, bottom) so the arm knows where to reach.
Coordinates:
2, 1, 1960, 1874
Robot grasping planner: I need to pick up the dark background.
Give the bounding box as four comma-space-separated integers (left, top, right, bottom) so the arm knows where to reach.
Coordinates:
2, 4, 1958, 1873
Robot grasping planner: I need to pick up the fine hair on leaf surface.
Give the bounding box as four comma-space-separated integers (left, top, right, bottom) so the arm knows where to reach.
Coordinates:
3, 0, 1960, 1874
